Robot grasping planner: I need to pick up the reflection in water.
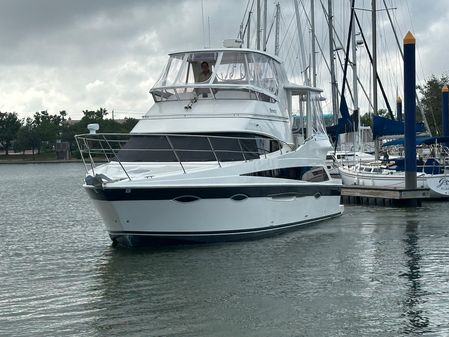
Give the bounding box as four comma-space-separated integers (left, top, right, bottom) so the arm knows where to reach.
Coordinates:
401, 219, 429, 334
90, 244, 246, 337
2, 163, 449, 336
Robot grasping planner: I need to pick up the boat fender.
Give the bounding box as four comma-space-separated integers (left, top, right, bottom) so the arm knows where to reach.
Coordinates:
85, 174, 112, 188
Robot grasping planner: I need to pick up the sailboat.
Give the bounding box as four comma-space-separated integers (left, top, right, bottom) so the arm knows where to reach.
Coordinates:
336, 1, 449, 198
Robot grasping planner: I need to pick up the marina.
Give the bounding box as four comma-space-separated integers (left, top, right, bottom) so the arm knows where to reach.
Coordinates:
1, 163, 449, 336
1, 0, 449, 335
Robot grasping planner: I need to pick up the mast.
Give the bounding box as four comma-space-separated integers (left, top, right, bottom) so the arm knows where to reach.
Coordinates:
294, 0, 309, 85
263, 0, 267, 51
274, 2, 280, 55
327, 0, 338, 124
383, 0, 431, 135
247, 10, 252, 48
256, 0, 261, 50
351, 7, 360, 151
311, 0, 317, 87
372, 0, 380, 159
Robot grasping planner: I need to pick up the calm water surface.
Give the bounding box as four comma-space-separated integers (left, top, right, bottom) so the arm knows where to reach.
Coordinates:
1, 163, 449, 336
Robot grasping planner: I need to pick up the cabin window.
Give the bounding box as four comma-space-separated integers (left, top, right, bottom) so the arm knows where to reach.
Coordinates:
116, 134, 278, 162
162, 55, 184, 86
247, 53, 279, 95
243, 166, 329, 182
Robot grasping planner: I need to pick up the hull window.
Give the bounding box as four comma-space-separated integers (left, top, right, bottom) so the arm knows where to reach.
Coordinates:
244, 166, 329, 182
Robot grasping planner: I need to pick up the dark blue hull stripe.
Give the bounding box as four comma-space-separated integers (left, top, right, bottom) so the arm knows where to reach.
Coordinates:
108, 212, 342, 239
86, 184, 341, 201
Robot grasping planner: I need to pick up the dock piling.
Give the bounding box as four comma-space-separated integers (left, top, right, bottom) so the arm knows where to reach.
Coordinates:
403, 31, 417, 189
442, 85, 448, 138
396, 96, 402, 122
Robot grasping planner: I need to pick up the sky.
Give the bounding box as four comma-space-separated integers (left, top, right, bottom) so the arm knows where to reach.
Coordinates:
0, 0, 448, 120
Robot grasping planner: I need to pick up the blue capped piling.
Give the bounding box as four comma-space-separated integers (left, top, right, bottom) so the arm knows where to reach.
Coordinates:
442, 85, 449, 138
396, 96, 402, 122
403, 31, 417, 189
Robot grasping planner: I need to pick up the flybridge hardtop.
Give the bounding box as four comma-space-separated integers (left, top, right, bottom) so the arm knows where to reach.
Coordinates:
168, 48, 284, 62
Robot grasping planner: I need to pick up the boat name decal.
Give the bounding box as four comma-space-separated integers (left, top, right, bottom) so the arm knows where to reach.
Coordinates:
436, 177, 449, 190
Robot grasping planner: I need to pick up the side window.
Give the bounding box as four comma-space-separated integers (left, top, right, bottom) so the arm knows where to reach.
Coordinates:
247, 53, 279, 95
243, 166, 329, 182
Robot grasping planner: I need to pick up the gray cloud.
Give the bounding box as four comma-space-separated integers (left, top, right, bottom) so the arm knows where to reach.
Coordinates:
0, 0, 448, 119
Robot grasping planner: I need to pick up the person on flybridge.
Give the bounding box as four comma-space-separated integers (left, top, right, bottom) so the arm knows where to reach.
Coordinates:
196, 61, 212, 97
197, 61, 212, 82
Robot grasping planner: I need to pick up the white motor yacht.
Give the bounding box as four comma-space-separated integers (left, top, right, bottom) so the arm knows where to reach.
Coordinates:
76, 47, 343, 245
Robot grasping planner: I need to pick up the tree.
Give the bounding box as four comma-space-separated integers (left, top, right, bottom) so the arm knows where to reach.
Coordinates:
76, 108, 137, 133
80, 108, 108, 123
33, 110, 66, 152
120, 118, 139, 132
360, 113, 372, 127
0, 112, 22, 155
417, 74, 449, 135
359, 109, 388, 127
14, 118, 41, 157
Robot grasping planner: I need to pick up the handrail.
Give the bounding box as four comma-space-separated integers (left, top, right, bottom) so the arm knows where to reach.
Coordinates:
165, 135, 186, 174
206, 137, 221, 168
237, 139, 247, 162
75, 133, 291, 180
75, 134, 89, 175
101, 134, 132, 181
77, 132, 293, 144
83, 137, 95, 175
150, 83, 278, 102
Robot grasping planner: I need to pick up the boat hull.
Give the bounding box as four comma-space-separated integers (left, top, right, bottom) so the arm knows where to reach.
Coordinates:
86, 185, 342, 246
339, 167, 449, 198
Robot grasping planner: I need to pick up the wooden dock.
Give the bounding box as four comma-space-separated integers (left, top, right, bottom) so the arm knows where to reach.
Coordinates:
341, 186, 430, 207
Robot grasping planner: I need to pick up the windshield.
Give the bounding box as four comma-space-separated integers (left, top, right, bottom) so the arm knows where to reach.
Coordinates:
152, 51, 281, 96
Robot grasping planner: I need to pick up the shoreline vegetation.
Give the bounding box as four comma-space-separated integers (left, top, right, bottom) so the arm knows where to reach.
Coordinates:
1, 74, 447, 164
0, 159, 84, 164
0, 152, 83, 164
0, 108, 138, 163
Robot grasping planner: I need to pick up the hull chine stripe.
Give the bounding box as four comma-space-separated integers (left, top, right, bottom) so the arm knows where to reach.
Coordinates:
108, 212, 342, 238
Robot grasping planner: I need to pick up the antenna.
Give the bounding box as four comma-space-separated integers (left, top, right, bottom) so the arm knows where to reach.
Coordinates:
201, 0, 205, 48
207, 16, 211, 48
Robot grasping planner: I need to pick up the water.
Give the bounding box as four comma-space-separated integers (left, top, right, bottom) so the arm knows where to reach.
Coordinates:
1, 163, 449, 337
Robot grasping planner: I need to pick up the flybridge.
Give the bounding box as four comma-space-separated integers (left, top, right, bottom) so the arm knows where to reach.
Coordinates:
150, 49, 288, 103
141, 47, 328, 145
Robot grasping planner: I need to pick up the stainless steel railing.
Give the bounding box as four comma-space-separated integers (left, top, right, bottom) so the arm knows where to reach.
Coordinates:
75, 133, 290, 180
